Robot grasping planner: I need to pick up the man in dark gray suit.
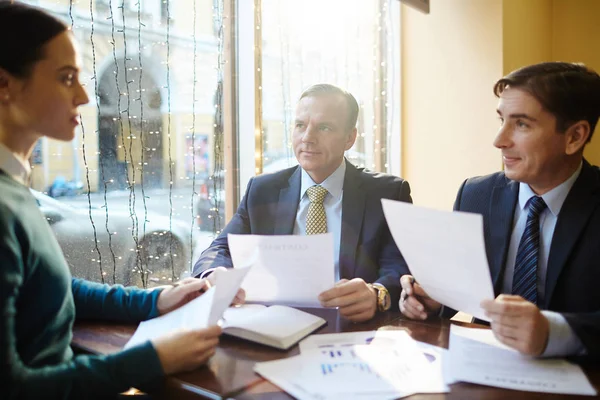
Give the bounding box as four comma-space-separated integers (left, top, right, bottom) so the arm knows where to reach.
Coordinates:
400, 62, 600, 358
193, 84, 412, 322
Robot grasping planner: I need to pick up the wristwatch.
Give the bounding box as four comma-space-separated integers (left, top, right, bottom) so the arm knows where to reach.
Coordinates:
368, 283, 391, 312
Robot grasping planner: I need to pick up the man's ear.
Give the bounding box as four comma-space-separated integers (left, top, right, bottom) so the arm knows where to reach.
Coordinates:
345, 127, 357, 151
565, 120, 590, 156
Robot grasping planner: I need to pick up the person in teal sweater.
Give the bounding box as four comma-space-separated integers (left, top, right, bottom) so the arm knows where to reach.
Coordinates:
0, 3, 235, 398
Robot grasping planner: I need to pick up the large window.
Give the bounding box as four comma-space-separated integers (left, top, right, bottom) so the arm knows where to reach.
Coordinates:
29, 0, 223, 288
26, 0, 400, 288
259, 0, 401, 175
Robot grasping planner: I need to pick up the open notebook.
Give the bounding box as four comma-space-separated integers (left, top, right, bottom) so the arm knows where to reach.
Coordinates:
124, 267, 325, 351
222, 304, 326, 350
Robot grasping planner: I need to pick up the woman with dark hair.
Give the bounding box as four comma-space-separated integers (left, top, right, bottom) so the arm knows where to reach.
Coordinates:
0, 3, 225, 398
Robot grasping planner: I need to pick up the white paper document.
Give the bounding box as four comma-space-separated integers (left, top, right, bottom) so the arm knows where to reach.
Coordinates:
382, 199, 495, 321
228, 233, 335, 307
447, 325, 597, 396
124, 267, 251, 349
255, 330, 448, 399
208, 266, 252, 325
300, 333, 447, 395
254, 356, 404, 400
299, 329, 454, 385
124, 287, 215, 349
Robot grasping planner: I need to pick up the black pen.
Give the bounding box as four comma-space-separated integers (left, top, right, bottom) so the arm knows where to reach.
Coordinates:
401, 276, 417, 303
409, 276, 417, 296
409, 277, 426, 309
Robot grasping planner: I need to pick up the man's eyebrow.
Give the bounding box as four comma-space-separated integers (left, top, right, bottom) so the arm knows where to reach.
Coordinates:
496, 110, 538, 122
508, 113, 538, 122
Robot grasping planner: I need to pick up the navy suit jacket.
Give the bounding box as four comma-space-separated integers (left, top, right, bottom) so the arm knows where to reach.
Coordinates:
453, 159, 600, 357
193, 160, 412, 309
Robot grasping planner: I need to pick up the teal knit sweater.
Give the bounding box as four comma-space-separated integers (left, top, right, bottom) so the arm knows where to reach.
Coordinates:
0, 171, 165, 399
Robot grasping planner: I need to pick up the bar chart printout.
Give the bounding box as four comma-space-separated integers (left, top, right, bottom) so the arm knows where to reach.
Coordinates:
301, 341, 445, 395
254, 331, 450, 398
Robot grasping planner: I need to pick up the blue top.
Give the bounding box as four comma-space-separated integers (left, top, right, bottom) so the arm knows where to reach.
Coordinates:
0, 170, 164, 399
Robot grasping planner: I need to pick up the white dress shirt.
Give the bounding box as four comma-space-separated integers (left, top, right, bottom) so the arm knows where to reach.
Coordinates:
502, 163, 585, 357
293, 160, 345, 281
0, 142, 31, 185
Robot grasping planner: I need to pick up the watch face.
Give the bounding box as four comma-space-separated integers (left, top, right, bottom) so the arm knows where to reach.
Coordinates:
381, 292, 391, 311
371, 284, 391, 312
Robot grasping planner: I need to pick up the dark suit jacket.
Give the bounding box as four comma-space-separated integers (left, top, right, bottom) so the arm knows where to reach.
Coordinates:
452, 159, 600, 357
193, 160, 412, 309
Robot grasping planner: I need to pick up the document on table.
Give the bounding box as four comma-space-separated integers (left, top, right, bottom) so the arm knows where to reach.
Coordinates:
228, 233, 335, 307
256, 330, 447, 399
124, 267, 251, 349
447, 325, 597, 396
255, 356, 407, 400
301, 331, 447, 395
382, 199, 495, 321
299, 329, 455, 384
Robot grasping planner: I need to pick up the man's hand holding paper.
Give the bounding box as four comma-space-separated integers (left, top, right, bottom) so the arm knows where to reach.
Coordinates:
382, 199, 495, 321
481, 294, 550, 356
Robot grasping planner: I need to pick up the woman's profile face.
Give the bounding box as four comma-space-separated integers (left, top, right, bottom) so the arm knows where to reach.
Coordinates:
8, 31, 89, 142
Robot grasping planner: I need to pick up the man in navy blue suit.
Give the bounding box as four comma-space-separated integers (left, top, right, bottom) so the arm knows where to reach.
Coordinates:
400, 62, 600, 358
193, 84, 412, 322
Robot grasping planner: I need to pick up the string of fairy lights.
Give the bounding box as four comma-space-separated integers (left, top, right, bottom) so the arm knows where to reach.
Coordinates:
136, 0, 149, 284
211, 0, 225, 236
106, 0, 132, 284
31, 0, 396, 288
118, 0, 143, 287
165, 0, 174, 284
276, 0, 292, 163
190, 0, 198, 270
83, 0, 106, 284
63, 0, 210, 288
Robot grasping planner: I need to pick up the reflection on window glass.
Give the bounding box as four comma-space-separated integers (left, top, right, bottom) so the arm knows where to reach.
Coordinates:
26, 0, 224, 288
261, 0, 398, 173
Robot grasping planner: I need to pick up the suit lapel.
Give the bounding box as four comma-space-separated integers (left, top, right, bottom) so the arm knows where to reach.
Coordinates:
489, 178, 519, 293
274, 167, 302, 234
340, 162, 365, 279
545, 160, 600, 307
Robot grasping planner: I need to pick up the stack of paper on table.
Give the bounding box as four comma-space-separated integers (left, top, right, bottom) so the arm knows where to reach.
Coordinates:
446, 325, 597, 396
254, 330, 450, 400
228, 233, 335, 307
299, 331, 457, 385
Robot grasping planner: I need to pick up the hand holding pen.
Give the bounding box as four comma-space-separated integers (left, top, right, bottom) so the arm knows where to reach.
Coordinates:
399, 275, 442, 320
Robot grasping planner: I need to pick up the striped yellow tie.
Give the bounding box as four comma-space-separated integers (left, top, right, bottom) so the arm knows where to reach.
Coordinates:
306, 185, 328, 235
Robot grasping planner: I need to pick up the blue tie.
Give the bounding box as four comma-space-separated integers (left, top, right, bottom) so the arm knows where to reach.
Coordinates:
512, 196, 547, 305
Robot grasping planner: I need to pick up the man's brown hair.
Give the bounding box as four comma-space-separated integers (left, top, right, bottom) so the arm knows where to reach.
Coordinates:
493, 62, 600, 142
299, 83, 359, 132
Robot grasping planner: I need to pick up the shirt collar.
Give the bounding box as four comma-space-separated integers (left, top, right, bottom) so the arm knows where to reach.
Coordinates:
518, 162, 583, 217
0, 142, 31, 185
300, 159, 346, 201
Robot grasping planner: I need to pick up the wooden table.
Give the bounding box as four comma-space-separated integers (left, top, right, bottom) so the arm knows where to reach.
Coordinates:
72, 309, 600, 399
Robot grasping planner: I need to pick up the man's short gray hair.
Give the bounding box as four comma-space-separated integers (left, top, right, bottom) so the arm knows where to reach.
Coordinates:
299, 83, 359, 131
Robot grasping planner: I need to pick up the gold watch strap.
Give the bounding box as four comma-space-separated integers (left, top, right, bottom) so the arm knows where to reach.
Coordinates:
369, 283, 391, 312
